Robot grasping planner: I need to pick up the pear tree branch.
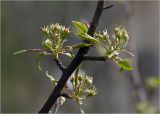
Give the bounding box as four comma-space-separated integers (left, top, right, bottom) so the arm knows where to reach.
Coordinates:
83, 55, 106, 61
38, 1, 105, 113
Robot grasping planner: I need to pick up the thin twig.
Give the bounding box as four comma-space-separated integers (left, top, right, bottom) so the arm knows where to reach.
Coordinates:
39, 52, 65, 72
104, 4, 114, 10
83, 55, 106, 61
79, 104, 84, 114
54, 96, 66, 114
28, 48, 44, 52
54, 58, 65, 72
129, 46, 148, 102
54, 98, 60, 114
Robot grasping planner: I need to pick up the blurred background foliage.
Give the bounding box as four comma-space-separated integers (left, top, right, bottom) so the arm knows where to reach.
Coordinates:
1, 1, 159, 113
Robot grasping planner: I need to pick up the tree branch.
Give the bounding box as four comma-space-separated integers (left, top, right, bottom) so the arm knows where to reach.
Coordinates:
104, 4, 114, 10
123, 2, 148, 103
54, 58, 65, 72
60, 93, 71, 99
38, 1, 104, 113
83, 55, 106, 61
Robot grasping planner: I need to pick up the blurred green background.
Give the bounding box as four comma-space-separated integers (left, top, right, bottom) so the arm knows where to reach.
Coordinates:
1, 1, 159, 113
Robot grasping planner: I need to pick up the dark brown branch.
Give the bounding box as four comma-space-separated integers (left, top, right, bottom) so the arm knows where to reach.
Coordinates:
54, 58, 65, 72
104, 4, 114, 10
38, 1, 104, 113
43, 52, 65, 72
60, 93, 71, 99
83, 55, 106, 61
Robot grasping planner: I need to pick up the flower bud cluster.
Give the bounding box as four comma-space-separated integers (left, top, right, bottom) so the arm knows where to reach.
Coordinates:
69, 70, 97, 105
113, 27, 129, 49
41, 23, 70, 58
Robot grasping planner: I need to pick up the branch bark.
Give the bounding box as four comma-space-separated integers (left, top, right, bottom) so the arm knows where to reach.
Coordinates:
83, 55, 106, 61
54, 58, 65, 72
38, 1, 104, 113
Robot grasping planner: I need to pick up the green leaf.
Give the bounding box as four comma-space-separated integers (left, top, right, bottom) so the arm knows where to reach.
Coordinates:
116, 59, 133, 71
36, 52, 44, 70
46, 71, 58, 85
63, 53, 73, 58
72, 43, 91, 49
48, 111, 52, 114
77, 33, 99, 44
72, 21, 88, 33
154, 78, 160, 85
14, 50, 28, 54
35, 51, 54, 70
44, 39, 53, 50
146, 77, 160, 90
14, 49, 43, 55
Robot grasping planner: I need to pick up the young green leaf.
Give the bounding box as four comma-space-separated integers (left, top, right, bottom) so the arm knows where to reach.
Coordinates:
116, 59, 133, 71
36, 52, 44, 70
72, 21, 88, 33
63, 43, 91, 52
48, 111, 52, 114
14, 50, 28, 54
77, 33, 99, 44
154, 78, 160, 85
14, 49, 42, 55
63, 53, 73, 58
44, 39, 53, 50
145, 77, 160, 90
72, 43, 91, 49
46, 71, 58, 85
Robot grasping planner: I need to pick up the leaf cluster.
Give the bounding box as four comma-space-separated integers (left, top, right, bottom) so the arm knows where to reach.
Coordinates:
14, 22, 90, 70
69, 68, 97, 105
46, 67, 97, 106
14, 21, 134, 113
41, 23, 69, 58
94, 27, 133, 70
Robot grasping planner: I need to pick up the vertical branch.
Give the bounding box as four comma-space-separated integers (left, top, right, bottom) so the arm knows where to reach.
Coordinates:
123, 1, 148, 103
129, 46, 148, 102
38, 1, 104, 113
